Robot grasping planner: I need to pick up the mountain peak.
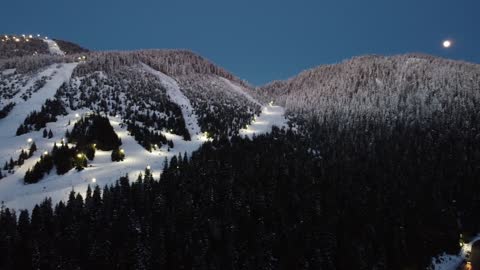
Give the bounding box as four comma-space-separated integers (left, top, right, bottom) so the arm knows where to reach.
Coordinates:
0, 34, 88, 59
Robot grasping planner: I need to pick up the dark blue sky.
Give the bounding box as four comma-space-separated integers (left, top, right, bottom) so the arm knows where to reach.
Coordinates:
1, 0, 478, 85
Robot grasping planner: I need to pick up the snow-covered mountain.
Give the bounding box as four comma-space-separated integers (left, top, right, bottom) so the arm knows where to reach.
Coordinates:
1, 34, 88, 59
2, 36, 480, 270
260, 54, 480, 129
0, 38, 287, 210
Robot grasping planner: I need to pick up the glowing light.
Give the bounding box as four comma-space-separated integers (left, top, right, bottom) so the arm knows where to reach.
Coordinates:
146, 165, 151, 170
37, 34, 40, 37
120, 149, 125, 153
28, 35, 33, 38
43, 151, 48, 155
92, 178, 96, 183
77, 153, 83, 158
443, 40, 452, 48
27, 138, 33, 143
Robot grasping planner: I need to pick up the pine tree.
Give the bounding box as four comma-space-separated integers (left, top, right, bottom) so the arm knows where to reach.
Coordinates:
48, 129, 53, 139
8, 158, 14, 170
111, 148, 125, 162
29, 142, 37, 157
43, 129, 48, 138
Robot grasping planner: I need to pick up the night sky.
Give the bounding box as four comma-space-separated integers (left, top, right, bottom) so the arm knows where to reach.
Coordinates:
1, 0, 478, 85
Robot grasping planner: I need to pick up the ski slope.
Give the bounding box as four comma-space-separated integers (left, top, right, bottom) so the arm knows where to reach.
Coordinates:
431, 235, 480, 270
141, 63, 202, 136
0, 63, 289, 212
0, 63, 78, 166
219, 77, 262, 107
239, 104, 288, 138
43, 39, 65, 56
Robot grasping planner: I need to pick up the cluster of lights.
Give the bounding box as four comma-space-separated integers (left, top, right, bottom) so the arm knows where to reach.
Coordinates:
77, 55, 87, 61
1, 34, 49, 43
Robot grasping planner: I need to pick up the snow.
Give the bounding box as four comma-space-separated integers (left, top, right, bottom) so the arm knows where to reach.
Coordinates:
1, 69, 16, 75
43, 39, 65, 56
0, 63, 78, 166
141, 63, 202, 136
431, 254, 464, 270
239, 104, 288, 138
0, 63, 289, 212
0, 110, 211, 211
430, 235, 480, 270
219, 77, 262, 107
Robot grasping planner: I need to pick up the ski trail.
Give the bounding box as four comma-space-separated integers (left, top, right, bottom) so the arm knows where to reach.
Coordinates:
43, 39, 65, 56
219, 77, 262, 107
0, 63, 78, 165
0, 63, 289, 212
218, 77, 288, 137
141, 63, 201, 136
239, 104, 288, 138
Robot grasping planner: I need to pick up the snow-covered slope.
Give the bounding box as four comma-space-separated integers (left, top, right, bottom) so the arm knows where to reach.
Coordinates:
43, 39, 65, 56
0, 50, 289, 211
141, 63, 202, 137
220, 77, 262, 107
239, 104, 288, 138
0, 63, 78, 165
259, 54, 480, 127
430, 236, 480, 270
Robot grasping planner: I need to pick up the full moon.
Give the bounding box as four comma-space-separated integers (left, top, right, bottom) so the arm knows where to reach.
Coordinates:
443, 40, 452, 48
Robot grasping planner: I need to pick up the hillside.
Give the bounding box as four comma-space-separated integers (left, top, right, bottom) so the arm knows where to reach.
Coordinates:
0, 34, 88, 59
260, 54, 480, 125
1, 37, 480, 270
0, 44, 287, 211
